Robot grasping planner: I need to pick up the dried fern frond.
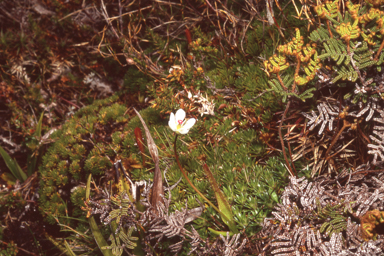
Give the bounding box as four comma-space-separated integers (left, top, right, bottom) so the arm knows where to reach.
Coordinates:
219, 232, 247, 256
255, 172, 384, 255
302, 101, 340, 135
140, 192, 204, 254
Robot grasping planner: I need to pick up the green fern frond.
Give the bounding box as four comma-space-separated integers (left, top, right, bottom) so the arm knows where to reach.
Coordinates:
314, 200, 348, 238
282, 75, 294, 88
314, 0, 339, 19
319, 39, 349, 66
102, 234, 123, 256
264, 54, 289, 74
108, 192, 132, 225
377, 52, 384, 65
118, 226, 138, 250
336, 19, 361, 42
309, 26, 331, 42
357, 58, 376, 69
297, 88, 317, 102
268, 79, 284, 92
332, 64, 358, 83
320, 222, 330, 233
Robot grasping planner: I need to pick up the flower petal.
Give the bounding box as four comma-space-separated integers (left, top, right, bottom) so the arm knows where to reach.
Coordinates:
175, 109, 186, 122
183, 118, 196, 130
168, 112, 177, 131
177, 128, 189, 134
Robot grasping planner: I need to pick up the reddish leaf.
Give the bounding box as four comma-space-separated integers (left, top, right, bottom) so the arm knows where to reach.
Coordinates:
185, 29, 192, 44
133, 108, 163, 208
218, 103, 227, 110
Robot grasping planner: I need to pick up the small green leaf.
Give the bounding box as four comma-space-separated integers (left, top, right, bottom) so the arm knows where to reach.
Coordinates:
271, 191, 279, 203
208, 227, 234, 236
0, 145, 27, 182
35, 111, 44, 140
86, 174, 92, 199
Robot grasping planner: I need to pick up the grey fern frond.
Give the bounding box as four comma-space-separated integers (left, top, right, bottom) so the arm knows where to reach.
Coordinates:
368, 124, 384, 164
302, 101, 340, 135
219, 233, 246, 256
256, 173, 384, 255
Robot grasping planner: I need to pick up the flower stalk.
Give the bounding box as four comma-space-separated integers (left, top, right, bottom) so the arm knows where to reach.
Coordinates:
173, 135, 232, 226
173, 135, 219, 213
169, 109, 237, 233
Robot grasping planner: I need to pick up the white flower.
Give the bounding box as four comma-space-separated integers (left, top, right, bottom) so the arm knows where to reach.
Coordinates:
168, 109, 196, 134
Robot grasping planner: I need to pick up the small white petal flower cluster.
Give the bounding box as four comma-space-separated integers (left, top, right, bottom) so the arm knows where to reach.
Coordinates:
185, 90, 215, 117
168, 109, 196, 134
11, 63, 30, 84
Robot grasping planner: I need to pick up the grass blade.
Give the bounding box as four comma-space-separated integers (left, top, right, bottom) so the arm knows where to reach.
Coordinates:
0, 144, 27, 182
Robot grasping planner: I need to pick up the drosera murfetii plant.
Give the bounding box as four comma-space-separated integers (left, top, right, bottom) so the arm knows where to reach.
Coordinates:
34, 90, 292, 254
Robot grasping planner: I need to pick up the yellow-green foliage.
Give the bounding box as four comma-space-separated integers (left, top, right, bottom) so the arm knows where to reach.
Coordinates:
263, 0, 384, 103
265, 28, 321, 86
360, 209, 384, 241
311, 0, 384, 80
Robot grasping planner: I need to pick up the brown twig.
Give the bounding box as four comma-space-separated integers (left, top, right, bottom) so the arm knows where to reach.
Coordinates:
325, 119, 351, 161
278, 101, 296, 177
351, 169, 384, 176
326, 20, 333, 38
374, 39, 384, 61
58, 96, 80, 109
277, 73, 288, 91
118, 0, 123, 35
287, 137, 297, 174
